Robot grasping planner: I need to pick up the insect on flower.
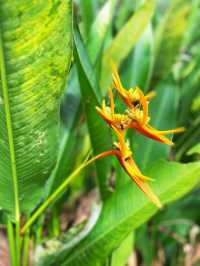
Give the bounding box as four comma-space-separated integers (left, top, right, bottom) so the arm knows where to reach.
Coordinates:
112, 64, 185, 145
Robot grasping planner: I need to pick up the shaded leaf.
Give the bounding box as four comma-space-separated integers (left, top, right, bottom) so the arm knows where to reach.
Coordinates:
133, 82, 179, 170
177, 0, 200, 126
74, 26, 112, 198
151, 0, 191, 86
187, 143, 200, 156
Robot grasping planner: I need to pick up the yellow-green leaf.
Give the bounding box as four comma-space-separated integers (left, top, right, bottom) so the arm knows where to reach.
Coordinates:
0, 1, 72, 221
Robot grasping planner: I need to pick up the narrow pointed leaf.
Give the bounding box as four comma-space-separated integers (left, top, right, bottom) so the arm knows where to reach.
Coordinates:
100, 0, 155, 93
129, 24, 154, 92
74, 26, 112, 199
87, 0, 118, 62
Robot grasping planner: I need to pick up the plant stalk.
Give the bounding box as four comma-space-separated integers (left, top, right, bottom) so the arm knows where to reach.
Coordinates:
16, 221, 22, 266
21, 151, 113, 234
23, 228, 30, 266
7, 221, 17, 266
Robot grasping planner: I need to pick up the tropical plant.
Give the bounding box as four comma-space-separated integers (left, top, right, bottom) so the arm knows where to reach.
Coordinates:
0, 0, 200, 265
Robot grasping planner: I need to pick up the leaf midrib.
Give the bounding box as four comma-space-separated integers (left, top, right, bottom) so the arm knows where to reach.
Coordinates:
0, 28, 20, 221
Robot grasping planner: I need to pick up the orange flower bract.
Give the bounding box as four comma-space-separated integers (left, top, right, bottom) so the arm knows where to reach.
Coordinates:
95, 64, 185, 208
112, 64, 185, 145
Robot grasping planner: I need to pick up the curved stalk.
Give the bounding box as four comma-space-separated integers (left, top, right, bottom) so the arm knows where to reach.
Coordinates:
21, 151, 114, 234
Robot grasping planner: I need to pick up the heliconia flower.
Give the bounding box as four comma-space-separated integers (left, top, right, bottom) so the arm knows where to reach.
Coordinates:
112, 64, 156, 110
126, 108, 185, 145
96, 88, 131, 133
92, 126, 162, 208
112, 64, 185, 145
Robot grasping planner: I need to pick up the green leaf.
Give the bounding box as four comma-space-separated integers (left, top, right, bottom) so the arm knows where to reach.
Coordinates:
182, 0, 200, 48
187, 143, 200, 156
175, 117, 200, 160
177, 0, 200, 125
128, 23, 154, 92
47, 1, 117, 195
46, 69, 81, 196
174, 2, 200, 158
0, 1, 72, 221
151, 0, 191, 86
87, 0, 118, 63
74, 26, 112, 199
100, 0, 155, 94
36, 160, 200, 266
80, 0, 97, 38
111, 233, 134, 266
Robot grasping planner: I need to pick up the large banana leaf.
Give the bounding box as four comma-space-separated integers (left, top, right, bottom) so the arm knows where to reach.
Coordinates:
0, 1, 72, 221
36, 160, 200, 266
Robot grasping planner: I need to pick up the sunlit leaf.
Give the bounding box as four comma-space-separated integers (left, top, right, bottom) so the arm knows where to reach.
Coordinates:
100, 0, 155, 94
0, 0, 72, 221
80, 0, 97, 38
128, 24, 154, 92
36, 160, 200, 266
111, 233, 134, 266
87, 0, 118, 63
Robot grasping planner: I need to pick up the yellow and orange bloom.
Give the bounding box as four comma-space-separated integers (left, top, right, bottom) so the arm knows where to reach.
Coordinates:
95, 65, 185, 208
96, 88, 131, 134
126, 109, 185, 145
112, 64, 185, 145
93, 126, 162, 208
112, 64, 156, 110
